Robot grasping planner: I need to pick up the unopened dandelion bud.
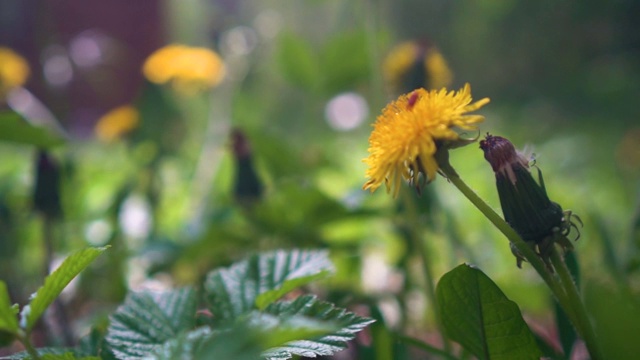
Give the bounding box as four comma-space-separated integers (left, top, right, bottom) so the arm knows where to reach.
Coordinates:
480, 134, 563, 242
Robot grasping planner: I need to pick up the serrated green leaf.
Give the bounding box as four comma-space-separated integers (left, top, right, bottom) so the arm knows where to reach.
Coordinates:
262, 295, 375, 359
186, 313, 335, 360
0, 111, 65, 148
41, 353, 101, 360
276, 32, 321, 91
0, 348, 97, 360
0, 281, 18, 336
436, 264, 542, 360
151, 327, 212, 360
104, 287, 197, 359
21, 247, 108, 332
255, 271, 330, 310
205, 249, 333, 321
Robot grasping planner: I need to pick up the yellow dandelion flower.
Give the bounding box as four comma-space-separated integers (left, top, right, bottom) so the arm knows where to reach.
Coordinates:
383, 41, 453, 93
424, 50, 453, 90
142, 44, 225, 93
95, 105, 140, 142
363, 84, 490, 197
0, 47, 30, 97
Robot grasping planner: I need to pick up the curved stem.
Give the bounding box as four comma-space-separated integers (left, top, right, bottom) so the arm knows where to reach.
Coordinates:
440, 168, 566, 299
18, 330, 41, 360
550, 246, 602, 360
440, 166, 602, 359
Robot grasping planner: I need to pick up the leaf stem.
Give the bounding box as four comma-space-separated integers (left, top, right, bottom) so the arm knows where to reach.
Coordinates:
550, 245, 602, 360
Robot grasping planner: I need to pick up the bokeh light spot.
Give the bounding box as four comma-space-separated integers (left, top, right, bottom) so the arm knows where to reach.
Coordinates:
325, 92, 369, 131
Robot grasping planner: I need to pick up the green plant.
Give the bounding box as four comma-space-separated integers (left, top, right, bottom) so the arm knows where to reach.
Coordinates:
1, 249, 373, 359
0, 247, 107, 360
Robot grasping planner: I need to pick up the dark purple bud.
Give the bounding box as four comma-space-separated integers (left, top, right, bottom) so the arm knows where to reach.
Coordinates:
33, 150, 62, 218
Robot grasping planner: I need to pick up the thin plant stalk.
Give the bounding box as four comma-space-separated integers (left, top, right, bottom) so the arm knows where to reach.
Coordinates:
550, 245, 602, 360
439, 166, 602, 359
19, 331, 41, 360
42, 215, 74, 347
400, 188, 452, 354
439, 167, 566, 297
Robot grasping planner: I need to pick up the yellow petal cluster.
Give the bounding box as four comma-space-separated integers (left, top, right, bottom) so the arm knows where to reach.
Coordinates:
95, 105, 140, 142
142, 45, 225, 93
363, 84, 490, 197
0, 47, 30, 97
383, 41, 453, 92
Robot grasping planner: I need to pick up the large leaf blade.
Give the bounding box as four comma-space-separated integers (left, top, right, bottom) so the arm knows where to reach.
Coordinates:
204, 249, 333, 321
436, 264, 542, 360
0, 111, 65, 148
263, 295, 375, 359
0, 281, 18, 335
21, 247, 108, 331
151, 314, 335, 360
104, 287, 197, 360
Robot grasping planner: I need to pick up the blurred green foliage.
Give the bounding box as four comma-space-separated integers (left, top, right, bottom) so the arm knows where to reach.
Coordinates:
0, 0, 639, 358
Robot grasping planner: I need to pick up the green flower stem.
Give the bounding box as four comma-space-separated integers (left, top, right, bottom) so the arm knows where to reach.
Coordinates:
441, 166, 602, 359
401, 188, 452, 354
550, 245, 602, 360
441, 168, 565, 298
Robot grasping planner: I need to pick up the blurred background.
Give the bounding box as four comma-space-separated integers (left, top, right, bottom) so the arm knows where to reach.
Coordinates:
1, 0, 639, 358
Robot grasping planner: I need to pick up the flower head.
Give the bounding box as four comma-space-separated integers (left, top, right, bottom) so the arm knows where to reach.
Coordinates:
0, 47, 30, 98
143, 45, 225, 93
95, 105, 140, 142
383, 40, 453, 93
363, 84, 490, 197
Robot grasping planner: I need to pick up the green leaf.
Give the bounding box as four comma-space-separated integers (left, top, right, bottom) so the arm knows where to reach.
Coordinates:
0, 111, 65, 148
41, 353, 101, 360
205, 249, 333, 320
151, 327, 212, 360
436, 264, 542, 360
255, 272, 329, 310
276, 32, 321, 91
0, 349, 98, 360
0, 281, 18, 336
104, 287, 197, 359
151, 312, 337, 360
262, 295, 375, 359
21, 247, 108, 332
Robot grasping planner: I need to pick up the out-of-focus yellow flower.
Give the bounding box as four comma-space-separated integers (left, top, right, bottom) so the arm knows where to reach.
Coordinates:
95, 105, 140, 142
363, 84, 489, 197
383, 41, 453, 93
142, 45, 225, 93
0, 47, 30, 97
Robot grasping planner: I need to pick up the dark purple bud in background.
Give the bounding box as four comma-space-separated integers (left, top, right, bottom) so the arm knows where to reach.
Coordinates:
231, 128, 263, 206
33, 150, 62, 218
